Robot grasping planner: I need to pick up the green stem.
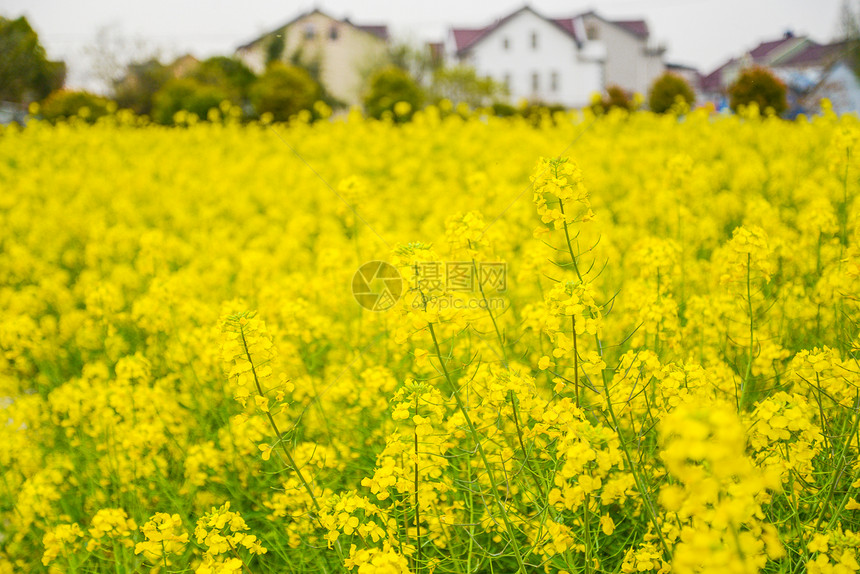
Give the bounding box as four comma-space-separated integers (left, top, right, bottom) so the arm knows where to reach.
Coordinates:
583, 494, 592, 574
814, 373, 833, 459
240, 329, 321, 515
428, 323, 527, 574
816, 398, 860, 530
471, 255, 507, 366
226, 538, 254, 574
509, 389, 545, 501
414, 392, 421, 574
471, 250, 545, 507
558, 196, 603, 355
841, 147, 850, 245
740, 253, 754, 410
558, 198, 584, 282
602, 371, 672, 560
572, 316, 580, 408
238, 327, 347, 568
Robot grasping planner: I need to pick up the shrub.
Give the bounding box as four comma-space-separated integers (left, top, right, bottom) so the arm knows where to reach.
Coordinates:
250, 63, 320, 123
38, 90, 114, 123
517, 101, 567, 127
429, 65, 506, 109
152, 78, 229, 124
113, 59, 172, 117
191, 56, 257, 103
728, 66, 788, 116
490, 101, 517, 117
648, 73, 695, 114
0, 16, 66, 103
591, 85, 635, 115
364, 67, 424, 122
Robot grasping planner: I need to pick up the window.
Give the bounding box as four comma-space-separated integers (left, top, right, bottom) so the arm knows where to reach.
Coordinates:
532, 72, 539, 92
329, 25, 339, 40
503, 73, 511, 91
531, 31, 538, 49
551, 71, 559, 92
586, 23, 599, 41
304, 24, 315, 40
503, 37, 510, 50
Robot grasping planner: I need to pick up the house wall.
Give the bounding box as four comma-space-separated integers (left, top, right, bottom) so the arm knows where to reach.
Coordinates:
236, 46, 266, 76
807, 62, 860, 115
582, 14, 664, 96
462, 10, 603, 108
237, 12, 388, 106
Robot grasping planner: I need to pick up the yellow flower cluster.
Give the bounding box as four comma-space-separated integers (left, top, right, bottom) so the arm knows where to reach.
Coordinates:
0, 105, 857, 573
41, 523, 84, 567
86, 508, 137, 552
660, 403, 785, 572
194, 502, 266, 573
135, 513, 189, 567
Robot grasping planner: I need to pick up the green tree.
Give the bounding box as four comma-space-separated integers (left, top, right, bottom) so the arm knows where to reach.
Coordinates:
429, 65, 506, 108
266, 33, 286, 66
152, 78, 229, 124
728, 66, 788, 116
0, 16, 65, 103
113, 59, 172, 116
648, 73, 695, 114
839, 0, 860, 77
364, 67, 424, 121
38, 90, 114, 123
591, 85, 636, 115
191, 56, 257, 103
250, 63, 321, 122
387, 43, 437, 85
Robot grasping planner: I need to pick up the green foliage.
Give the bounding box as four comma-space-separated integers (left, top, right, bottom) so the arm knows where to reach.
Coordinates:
115, 56, 256, 120
516, 102, 568, 127
38, 90, 114, 123
0, 16, 66, 103
191, 56, 257, 102
591, 85, 636, 115
490, 101, 517, 117
429, 65, 507, 108
728, 66, 788, 116
113, 59, 172, 116
152, 78, 229, 125
250, 63, 321, 122
364, 67, 424, 122
840, 0, 860, 78
284, 46, 342, 109
266, 33, 286, 66
648, 73, 695, 114
387, 43, 438, 86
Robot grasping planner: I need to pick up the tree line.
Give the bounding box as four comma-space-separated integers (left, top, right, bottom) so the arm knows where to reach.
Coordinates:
2, 14, 817, 125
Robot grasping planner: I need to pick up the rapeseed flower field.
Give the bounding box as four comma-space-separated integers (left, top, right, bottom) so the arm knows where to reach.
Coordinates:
1, 104, 859, 573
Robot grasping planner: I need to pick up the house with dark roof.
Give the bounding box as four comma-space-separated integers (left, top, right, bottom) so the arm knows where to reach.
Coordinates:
665, 62, 702, 95
235, 9, 389, 106
805, 60, 860, 115
578, 12, 666, 96
446, 6, 605, 107
446, 6, 665, 107
700, 32, 852, 111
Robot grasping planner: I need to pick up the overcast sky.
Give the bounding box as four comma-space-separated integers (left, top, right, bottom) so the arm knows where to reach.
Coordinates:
1, 0, 850, 91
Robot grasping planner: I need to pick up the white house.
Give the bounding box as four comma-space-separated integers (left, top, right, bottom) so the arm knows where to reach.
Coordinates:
447, 6, 605, 108
579, 12, 665, 96
805, 61, 860, 115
